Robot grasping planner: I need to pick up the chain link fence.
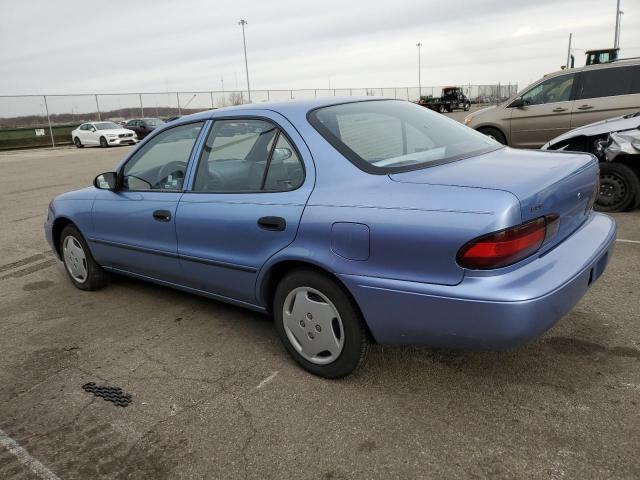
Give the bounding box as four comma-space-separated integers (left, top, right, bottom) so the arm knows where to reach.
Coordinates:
0, 84, 518, 149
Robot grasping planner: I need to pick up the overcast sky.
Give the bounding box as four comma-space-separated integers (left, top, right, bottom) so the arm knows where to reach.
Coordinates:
1, 0, 639, 97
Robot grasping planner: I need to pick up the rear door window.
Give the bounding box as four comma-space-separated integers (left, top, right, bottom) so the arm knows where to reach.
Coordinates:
577, 67, 634, 99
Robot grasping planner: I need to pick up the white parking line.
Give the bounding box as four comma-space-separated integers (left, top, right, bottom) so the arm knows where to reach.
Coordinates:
256, 371, 279, 390
616, 239, 640, 244
0, 428, 61, 480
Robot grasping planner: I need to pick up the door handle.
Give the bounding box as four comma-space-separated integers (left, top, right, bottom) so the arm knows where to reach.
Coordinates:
577, 104, 594, 110
552, 107, 567, 112
258, 216, 286, 231
152, 210, 172, 222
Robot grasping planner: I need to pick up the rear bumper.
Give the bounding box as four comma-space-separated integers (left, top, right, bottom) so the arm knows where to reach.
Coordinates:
340, 212, 616, 349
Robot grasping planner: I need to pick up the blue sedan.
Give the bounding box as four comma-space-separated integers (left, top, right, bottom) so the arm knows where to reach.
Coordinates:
45, 98, 616, 377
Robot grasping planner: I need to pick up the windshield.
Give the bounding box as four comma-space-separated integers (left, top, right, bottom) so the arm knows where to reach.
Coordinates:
308, 100, 500, 173
95, 122, 121, 130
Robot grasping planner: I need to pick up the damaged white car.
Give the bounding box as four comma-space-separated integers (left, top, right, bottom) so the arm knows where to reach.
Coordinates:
543, 112, 640, 212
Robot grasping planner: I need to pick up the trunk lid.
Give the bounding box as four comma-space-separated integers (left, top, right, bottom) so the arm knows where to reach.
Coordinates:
389, 147, 598, 250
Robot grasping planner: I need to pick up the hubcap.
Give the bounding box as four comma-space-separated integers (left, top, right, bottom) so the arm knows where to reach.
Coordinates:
598, 173, 627, 208
63, 236, 88, 283
282, 287, 344, 365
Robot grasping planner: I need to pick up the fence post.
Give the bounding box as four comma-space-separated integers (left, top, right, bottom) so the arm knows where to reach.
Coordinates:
210, 91, 215, 109
43, 95, 55, 148
95, 94, 101, 121
267, 90, 270, 101
177, 92, 181, 114
314, 89, 317, 98
290, 90, 293, 100
139, 93, 144, 117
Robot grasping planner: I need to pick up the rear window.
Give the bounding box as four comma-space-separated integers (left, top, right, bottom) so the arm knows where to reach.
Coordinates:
308, 100, 499, 173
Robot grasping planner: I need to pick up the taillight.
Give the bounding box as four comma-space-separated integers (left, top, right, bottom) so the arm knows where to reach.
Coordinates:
457, 215, 559, 269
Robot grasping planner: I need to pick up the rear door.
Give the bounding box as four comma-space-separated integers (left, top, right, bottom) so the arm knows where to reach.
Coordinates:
176, 113, 314, 305
509, 72, 576, 148
570, 64, 640, 128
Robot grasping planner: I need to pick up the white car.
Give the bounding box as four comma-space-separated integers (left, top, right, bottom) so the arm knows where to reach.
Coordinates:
71, 122, 138, 148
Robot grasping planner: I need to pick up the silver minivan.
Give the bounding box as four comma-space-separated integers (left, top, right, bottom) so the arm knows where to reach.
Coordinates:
465, 60, 640, 148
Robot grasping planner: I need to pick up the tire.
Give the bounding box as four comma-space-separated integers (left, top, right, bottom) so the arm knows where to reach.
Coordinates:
437, 104, 445, 113
445, 106, 453, 113
273, 269, 369, 378
99, 136, 109, 148
464, 103, 470, 111
595, 162, 640, 212
60, 224, 108, 291
74, 137, 83, 148
479, 127, 507, 145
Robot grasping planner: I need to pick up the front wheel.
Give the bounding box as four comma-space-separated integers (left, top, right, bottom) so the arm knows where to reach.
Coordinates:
99, 136, 109, 148
479, 127, 507, 145
437, 104, 444, 113
60, 224, 108, 291
464, 102, 470, 111
273, 270, 369, 378
596, 163, 640, 212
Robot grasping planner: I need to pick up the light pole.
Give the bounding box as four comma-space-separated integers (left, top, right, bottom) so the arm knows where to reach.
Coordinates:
616, 10, 624, 49
614, 0, 621, 48
238, 19, 251, 102
416, 42, 422, 99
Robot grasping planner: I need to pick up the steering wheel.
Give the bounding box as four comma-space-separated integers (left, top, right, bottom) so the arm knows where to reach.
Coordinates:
158, 161, 187, 186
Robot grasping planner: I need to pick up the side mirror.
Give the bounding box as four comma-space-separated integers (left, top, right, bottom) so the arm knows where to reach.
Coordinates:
508, 97, 524, 108
272, 147, 292, 162
94, 172, 118, 190
90, 127, 96, 132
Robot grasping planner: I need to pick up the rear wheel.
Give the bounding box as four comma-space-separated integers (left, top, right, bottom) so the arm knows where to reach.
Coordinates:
99, 136, 109, 148
437, 104, 445, 113
273, 269, 369, 378
596, 162, 640, 212
479, 127, 507, 145
74, 137, 83, 148
464, 102, 471, 111
60, 224, 108, 291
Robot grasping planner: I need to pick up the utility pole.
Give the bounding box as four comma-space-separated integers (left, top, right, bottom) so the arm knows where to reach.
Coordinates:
238, 19, 251, 102
614, 0, 621, 48
416, 42, 422, 98
566, 33, 572, 69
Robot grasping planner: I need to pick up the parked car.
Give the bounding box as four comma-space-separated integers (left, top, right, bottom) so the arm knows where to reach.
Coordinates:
45, 98, 616, 378
465, 59, 640, 147
543, 112, 640, 212
123, 118, 165, 139
71, 122, 137, 148
418, 87, 471, 113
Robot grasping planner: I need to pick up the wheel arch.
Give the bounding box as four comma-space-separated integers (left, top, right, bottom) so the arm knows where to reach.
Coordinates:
258, 258, 373, 339
51, 216, 75, 258
476, 125, 508, 144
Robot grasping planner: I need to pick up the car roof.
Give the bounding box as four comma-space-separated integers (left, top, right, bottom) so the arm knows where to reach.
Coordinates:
544, 57, 640, 79
170, 96, 393, 125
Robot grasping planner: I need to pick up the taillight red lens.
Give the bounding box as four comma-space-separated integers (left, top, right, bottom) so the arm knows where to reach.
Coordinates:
457, 216, 557, 269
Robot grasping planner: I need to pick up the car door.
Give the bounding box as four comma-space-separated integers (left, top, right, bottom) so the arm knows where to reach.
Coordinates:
570, 65, 640, 128
176, 113, 314, 305
90, 121, 205, 283
509, 72, 576, 148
